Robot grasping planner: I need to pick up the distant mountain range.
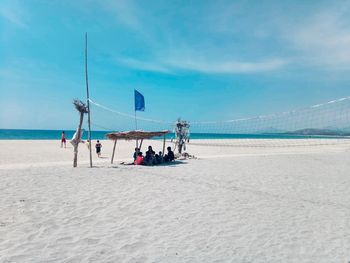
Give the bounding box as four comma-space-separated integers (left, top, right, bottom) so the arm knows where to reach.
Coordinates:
255, 127, 287, 134
255, 126, 350, 136
284, 128, 350, 136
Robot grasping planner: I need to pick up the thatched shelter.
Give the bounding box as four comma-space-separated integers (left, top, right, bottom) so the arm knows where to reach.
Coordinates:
106, 130, 170, 164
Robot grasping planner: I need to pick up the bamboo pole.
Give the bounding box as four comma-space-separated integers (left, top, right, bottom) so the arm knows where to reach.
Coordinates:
85, 32, 93, 168
111, 139, 117, 164
139, 138, 143, 150
135, 111, 138, 147
162, 135, 166, 157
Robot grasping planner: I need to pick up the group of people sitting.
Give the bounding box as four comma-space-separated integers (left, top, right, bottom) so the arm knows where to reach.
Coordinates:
133, 146, 175, 165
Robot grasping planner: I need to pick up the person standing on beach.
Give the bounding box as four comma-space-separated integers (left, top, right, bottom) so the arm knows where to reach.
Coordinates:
133, 147, 139, 161
95, 140, 102, 157
61, 131, 66, 148
85, 139, 91, 150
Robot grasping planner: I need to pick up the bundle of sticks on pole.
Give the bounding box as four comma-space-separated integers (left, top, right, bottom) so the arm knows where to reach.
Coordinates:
72, 99, 88, 167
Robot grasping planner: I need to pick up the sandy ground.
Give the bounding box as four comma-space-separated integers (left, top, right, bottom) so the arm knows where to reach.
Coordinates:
1, 139, 350, 262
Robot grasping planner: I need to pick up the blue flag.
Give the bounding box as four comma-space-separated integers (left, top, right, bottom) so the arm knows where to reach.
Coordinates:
134, 89, 145, 111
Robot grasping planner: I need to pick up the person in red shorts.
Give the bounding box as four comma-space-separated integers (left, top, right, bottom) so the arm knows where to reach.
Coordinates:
61, 131, 66, 148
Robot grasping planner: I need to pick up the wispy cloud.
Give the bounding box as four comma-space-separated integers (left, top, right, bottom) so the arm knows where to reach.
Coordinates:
118, 58, 174, 74
118, 56, 288, 74
166, 57, 288, 74
55, 0, 350, 74
99, 0, 142, 31
0, 1, 27, 28
284, 4, 350, 68
100, 1, 289, 75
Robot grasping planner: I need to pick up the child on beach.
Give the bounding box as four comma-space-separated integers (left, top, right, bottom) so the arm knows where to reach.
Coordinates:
95, 140, 102, 157
61, 131, 66, 148
155, 151, 163, 164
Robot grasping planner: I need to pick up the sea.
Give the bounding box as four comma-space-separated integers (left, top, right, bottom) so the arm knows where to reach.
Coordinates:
0, 129, 342, 140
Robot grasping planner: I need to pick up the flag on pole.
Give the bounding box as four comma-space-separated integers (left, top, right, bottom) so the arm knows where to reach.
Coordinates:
134, 89, 145, 111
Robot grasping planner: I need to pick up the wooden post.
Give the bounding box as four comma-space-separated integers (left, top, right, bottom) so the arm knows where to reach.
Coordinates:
72, 100, 87, 168
111, 139, 117, 164
135, 111, 138, 148
85, 32, 93, 168
139, 138, 143, 150
73, 112, 84, 167
162, 135, 166, 156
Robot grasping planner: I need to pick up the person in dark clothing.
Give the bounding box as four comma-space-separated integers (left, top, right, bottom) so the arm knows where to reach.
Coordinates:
95, 140, 102, 157
144, 146, 156, 165
133, 147, 139, 161
145, 146, 155, 156
155, 151, 163, 164
164, 146, 175, 162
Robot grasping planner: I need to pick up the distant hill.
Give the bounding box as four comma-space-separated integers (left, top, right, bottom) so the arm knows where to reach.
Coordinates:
285, 128, 350, 136
255, 127, 287, 134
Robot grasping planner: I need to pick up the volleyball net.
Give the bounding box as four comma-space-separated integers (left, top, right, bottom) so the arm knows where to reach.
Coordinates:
87, 96, 350, 148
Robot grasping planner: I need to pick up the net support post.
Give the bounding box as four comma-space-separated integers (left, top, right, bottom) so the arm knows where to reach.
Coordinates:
162, 135, 166, 157
111, 139, 117, 164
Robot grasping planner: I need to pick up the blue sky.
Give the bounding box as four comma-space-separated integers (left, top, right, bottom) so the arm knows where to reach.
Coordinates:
1, 0, 350, 130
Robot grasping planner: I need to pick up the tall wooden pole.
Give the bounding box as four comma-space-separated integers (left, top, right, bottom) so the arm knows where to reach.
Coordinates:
111, 139, 117, 164
135, 111, 138, 147
85, 32, 93, 168
162, 135, 166, 157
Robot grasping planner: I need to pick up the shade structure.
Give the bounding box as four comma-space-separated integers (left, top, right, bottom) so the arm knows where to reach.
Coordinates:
106, 130, 170, 164
106, 130, 169, 141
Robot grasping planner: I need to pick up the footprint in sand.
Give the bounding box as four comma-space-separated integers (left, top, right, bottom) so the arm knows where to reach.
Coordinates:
120, 241, 146, 253
56, 236, 74, 244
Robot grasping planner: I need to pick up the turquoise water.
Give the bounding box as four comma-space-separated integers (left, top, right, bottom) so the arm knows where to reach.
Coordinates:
0, 129, 345, 140
0, 129, 108, 140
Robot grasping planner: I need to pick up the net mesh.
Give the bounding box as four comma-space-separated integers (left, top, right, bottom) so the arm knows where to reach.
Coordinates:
88, 97, 350, 148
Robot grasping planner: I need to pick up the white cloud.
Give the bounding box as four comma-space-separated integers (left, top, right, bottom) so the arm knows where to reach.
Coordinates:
99, 0, 141, 31
118, 56, 288, 74
118, 57, 174, 74
166, 57, 288, 74
96, 0, 350, 73
285, 6, 350, 68
100, 1, 289, 75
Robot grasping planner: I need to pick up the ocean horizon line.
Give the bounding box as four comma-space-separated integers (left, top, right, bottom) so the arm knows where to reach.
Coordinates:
1, 129, 348, 140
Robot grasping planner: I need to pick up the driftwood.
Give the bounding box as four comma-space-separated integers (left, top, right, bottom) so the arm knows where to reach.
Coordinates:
72, 99, 88, 167
174, 119, 190, 154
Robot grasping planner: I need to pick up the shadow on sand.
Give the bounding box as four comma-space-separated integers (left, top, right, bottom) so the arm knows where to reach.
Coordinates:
109, 160, 187, 168
85, 160, 187, 169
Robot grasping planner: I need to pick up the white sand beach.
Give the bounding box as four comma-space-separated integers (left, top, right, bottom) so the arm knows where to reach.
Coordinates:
1, 139, 350, 262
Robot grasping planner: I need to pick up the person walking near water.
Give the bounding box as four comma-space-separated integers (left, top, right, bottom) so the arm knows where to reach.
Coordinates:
95, 140, 102, 157
61, 131, 66, 148
85, 139, 91, 150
